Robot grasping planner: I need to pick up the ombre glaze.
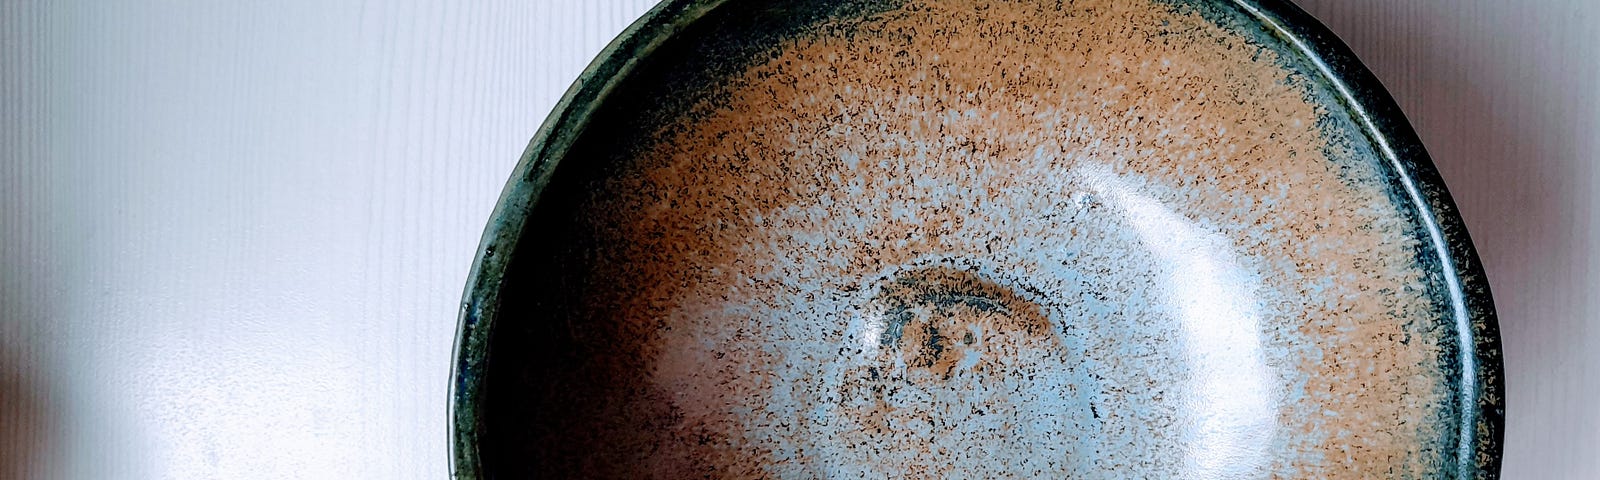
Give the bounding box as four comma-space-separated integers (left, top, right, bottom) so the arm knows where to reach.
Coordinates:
454, 0, 1503, 478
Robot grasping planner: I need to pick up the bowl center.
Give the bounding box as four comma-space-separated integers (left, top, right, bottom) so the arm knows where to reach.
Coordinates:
843, 264, 1093, 433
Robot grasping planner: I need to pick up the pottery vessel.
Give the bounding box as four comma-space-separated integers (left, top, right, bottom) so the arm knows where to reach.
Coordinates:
452, 0, 1504, 477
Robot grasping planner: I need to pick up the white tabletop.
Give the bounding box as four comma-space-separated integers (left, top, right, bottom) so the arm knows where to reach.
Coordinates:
1, 0, 1593, 478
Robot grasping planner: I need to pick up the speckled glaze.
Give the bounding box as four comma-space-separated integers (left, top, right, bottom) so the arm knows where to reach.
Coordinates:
452, 0, 1503, 478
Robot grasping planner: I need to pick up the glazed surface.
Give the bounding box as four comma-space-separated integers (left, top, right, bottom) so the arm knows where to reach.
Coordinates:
492, 0, 1460, 477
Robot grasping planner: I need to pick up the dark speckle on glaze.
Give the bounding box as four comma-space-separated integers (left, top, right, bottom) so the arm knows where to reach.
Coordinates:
460, 0, 1503, 478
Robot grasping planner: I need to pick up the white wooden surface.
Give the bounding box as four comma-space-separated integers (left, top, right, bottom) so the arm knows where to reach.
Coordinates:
0, 0, 1594, 478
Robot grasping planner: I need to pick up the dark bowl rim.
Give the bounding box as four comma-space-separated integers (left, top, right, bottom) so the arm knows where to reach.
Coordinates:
447, 0, 1505, 477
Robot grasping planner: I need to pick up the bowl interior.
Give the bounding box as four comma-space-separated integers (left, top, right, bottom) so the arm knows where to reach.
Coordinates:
464, 0, 1501, 477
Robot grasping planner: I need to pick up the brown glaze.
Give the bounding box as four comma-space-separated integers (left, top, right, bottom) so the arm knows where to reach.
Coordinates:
515, 0, 1455, 477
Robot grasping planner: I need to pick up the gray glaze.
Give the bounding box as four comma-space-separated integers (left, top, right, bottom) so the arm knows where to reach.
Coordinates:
452, 0, 1503, 478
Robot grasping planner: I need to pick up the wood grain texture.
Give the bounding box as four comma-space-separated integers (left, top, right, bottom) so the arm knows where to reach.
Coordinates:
0, 1, 657, 478
0, 0, 1593, 478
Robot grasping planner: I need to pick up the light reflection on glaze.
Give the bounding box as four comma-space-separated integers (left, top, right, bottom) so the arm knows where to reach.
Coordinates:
509, 0, 1459, 476
1085, 164, 1278, 478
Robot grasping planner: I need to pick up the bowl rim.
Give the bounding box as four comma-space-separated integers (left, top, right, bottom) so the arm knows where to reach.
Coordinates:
448, 0, 1505, 477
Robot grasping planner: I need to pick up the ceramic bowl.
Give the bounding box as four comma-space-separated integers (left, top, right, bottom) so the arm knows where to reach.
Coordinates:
452, 0, 1503, 477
